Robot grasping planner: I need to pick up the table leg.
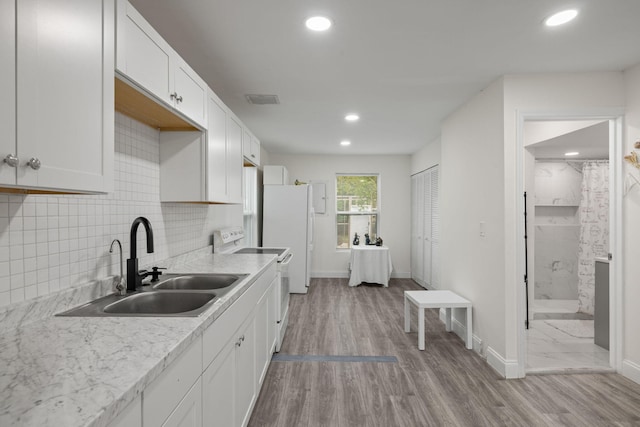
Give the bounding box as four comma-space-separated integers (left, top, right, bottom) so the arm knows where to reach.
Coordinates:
445, 307, 452, 332
418, 307, 425, 350
404, 295, 410, 333
466, 306, 473, 350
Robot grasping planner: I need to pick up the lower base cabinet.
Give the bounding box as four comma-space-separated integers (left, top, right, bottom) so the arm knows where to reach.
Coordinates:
106, 264, 278, 427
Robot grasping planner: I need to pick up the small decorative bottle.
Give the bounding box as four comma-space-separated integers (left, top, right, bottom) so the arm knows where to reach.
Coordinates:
353, 233, 360, 246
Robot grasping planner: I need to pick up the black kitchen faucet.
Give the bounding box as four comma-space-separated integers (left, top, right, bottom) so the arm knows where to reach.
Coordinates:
126, 216, 154, 292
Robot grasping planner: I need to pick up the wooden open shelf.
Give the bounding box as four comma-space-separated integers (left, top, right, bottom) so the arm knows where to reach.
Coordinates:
114, 77, 199, 131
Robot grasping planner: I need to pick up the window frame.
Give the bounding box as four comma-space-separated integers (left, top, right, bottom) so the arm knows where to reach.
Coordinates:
335, 173, 381, 250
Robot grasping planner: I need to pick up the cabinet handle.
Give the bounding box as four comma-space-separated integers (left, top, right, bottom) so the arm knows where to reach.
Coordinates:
170, 92, 178, 100
251, 154, 255, 158
235, 340, 242, 347
27, 158, 41, 170
3, 154, 19, 167
240, 335, 245, 342
176, 95, 183, 103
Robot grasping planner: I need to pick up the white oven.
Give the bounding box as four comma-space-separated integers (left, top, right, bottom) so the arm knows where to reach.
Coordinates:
214, 227, 291, 352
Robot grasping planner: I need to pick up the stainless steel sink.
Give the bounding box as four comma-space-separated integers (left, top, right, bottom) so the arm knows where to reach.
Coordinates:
56, 273, 249, 317
153, 274, 247, 292
104, 292, 216, 315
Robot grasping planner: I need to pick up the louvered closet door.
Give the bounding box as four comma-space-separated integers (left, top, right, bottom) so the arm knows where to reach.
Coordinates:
422, 172, 432, 287
430, 167, 440, 289
411, 174, 425, 284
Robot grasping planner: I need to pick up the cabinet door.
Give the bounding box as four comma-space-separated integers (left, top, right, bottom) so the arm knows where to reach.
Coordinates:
206, 95, 228, 202
16, 0, 113, 193
227, 116, 243, 204
202, 340, 236, 427
267, 276, 278, 353
174, 57, 207, 128
117, 0, 173, 106
0, 0, 15, 185
250, 137, 261, 166
242, 129, 252, 162
162, 378, 202, 427
236, 316, 256, 427
255, 289, 270, 385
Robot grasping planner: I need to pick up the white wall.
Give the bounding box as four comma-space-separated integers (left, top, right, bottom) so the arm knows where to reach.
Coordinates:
0, 113, 242, 307
623, 63, 640, 383
266, 154, 412, 277
502, 72, 625, 364
411, 137, 441, 175
440, 78, 506, 358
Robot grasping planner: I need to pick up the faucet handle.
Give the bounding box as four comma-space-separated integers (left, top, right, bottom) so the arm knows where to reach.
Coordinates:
150, 266, 166, 282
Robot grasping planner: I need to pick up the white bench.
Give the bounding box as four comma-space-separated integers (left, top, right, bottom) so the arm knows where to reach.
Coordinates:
404, 290, 473, 350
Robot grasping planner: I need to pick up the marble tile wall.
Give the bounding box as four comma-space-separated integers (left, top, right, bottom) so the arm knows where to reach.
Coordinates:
0, 113, 242, 307
534, 161, 583, 301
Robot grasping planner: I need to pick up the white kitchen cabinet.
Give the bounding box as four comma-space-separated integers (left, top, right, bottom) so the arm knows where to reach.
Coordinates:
0, 0, 113, 193
242, 129, 261, 166
143, 338, 203, 427
256, 275, 278, 384
159, 90, 242, 204
202, 337, 236, 427
202, 263, 277, 427
226, 115, 244, 203
235, 315, 256, 427
107, 395, 141, 427
0, 0, 15, 186
411, 166, 440, 289
116, 0, 206, 128
161, 378, 202, 427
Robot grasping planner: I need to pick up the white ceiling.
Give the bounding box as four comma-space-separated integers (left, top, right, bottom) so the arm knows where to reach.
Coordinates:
528, 120, 609, 160
129, 0, 640, 156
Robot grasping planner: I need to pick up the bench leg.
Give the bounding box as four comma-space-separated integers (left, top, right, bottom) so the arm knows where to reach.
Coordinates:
418, 307, 425, 350
404, 295, 410, 332
466, 306, 473, 350
445, 307, 452, 332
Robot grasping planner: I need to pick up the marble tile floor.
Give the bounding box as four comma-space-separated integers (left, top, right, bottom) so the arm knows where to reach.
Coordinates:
526, 319, 611, 374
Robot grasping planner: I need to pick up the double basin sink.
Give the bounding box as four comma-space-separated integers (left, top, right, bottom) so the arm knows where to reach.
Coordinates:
57, 273, 248, 317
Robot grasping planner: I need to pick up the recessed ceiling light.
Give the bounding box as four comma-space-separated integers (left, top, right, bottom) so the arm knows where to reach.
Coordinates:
306, 16, 332, 32
545, 9, 578, 27
345, 114, 359, 122
340, 140, 351, 146
565, 151, 579, 156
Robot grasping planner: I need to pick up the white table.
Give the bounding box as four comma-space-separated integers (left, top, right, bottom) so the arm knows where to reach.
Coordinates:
348, 245, 393, 287
404, 290, 473, 350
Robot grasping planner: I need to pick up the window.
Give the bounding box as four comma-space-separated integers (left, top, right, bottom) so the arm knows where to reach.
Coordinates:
336, 174, 379, 248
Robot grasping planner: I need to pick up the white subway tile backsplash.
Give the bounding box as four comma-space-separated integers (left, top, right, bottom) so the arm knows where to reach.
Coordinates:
0, 112, 242, 307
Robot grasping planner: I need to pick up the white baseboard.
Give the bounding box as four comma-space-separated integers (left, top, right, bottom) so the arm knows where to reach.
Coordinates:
486, 347, 519, 379
622, 359, 640, 385
438, 309, 482, 354
310, 271, 412, 279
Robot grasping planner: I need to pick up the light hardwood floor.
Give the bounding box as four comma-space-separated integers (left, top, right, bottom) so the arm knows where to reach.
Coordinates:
249, 278, 640, 426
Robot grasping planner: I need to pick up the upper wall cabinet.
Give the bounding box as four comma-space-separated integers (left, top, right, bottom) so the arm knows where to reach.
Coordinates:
0, 0, 114, 194
159, 90, 242, 204
115, 0, 207, 129
242, 129, 261, 167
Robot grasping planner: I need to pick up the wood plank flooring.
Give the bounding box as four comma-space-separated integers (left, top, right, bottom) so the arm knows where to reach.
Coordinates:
248, 278, 640, 426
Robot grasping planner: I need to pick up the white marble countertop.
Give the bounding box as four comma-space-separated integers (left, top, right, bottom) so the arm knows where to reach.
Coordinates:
0, 249, 277, 427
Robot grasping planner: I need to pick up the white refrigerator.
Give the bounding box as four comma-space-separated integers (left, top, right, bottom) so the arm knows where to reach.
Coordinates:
263, 185, 313, 294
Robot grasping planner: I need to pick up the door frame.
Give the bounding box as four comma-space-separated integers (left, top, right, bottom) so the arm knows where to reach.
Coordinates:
515, 109, 624, 377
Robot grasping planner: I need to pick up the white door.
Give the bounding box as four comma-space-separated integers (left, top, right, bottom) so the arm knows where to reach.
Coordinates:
411, 174, 425, 285
202, 342, 236, 427
0, 0, 15, 185
161, 379, 202, 427
206, 95, 228, 202
227, 116, 243, 204
118, 0, 173, 106
17, 0, 112, 192
174, 58, 207, 127
430, 167, 441, 289
236, 316, 256, 427
422, 171, 433, 287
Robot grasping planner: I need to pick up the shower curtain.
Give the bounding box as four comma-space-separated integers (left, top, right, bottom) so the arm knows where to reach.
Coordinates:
577, 161, 609, 315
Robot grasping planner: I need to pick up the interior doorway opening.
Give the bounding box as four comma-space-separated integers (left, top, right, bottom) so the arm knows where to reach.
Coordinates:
516, 113, 623, 377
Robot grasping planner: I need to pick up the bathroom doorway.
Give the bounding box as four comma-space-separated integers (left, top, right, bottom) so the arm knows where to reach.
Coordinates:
523, 119, 614, 373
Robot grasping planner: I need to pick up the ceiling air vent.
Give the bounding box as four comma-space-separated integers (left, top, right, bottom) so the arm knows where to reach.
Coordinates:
245, 94, 280, 105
